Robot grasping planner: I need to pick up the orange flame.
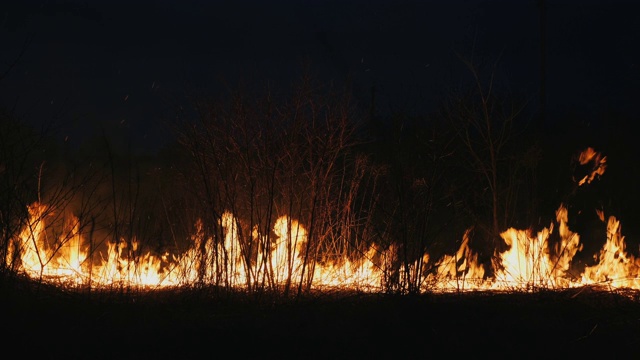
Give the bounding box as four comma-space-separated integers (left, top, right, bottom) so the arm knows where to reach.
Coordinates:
577, 147, 607, 186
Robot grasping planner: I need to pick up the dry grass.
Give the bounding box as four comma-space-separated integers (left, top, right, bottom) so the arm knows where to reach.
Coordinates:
1, 275, 639, 359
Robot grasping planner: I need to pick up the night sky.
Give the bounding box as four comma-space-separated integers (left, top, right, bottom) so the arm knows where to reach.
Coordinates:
1, 0, 639, 154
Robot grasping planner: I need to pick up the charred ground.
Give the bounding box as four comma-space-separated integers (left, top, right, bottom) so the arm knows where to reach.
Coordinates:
2, 276, 639, 359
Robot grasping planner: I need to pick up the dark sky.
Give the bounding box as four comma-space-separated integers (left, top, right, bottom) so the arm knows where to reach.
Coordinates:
1, 0, 639, 154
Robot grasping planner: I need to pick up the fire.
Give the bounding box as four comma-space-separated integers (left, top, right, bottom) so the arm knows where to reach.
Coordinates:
7, 202, 88, 284
576, 146, 607, 186
582, 216, 640, 288
493, 204, 580, 290
430, 229, 486, 291
6, 148, 640, 294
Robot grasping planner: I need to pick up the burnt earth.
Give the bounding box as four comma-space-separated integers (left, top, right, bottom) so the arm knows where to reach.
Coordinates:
2, 278, 639, 359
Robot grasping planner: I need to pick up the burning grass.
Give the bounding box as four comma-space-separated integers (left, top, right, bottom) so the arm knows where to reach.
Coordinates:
3, 112, 640, 356
8, 195, 640, 294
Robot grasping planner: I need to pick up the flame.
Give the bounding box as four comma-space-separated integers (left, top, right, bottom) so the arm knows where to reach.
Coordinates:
577, 146, 607, 186
7, 202, 88, 284
9, 201, 640, 292
581, 216, 640, 288
430, 229, 487, 291
8, 147, 640, 294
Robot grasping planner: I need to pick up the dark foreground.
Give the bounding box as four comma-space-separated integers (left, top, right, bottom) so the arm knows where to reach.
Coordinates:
2, 277, 639, 359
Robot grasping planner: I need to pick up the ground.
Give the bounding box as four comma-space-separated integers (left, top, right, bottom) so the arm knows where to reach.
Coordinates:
2, 277, 639, 359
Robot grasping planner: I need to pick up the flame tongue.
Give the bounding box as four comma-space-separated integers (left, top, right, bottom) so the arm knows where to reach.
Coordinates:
581, 216, 640, 288
577, 147, 607, 186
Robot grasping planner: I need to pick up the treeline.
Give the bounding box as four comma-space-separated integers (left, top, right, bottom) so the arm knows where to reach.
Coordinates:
1, 68, 638, 294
